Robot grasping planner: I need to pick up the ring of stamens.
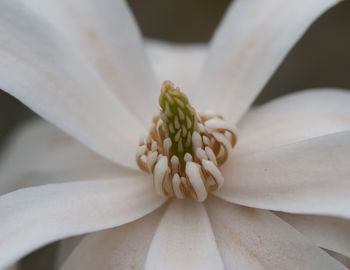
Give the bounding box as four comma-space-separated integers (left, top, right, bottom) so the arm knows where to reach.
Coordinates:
136, 80, 237, 202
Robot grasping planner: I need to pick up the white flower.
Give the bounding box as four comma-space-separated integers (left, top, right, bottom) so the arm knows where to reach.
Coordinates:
0, 0, 349, 269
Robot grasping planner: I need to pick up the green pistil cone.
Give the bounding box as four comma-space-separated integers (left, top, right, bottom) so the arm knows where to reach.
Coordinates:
159, 80, 197, 170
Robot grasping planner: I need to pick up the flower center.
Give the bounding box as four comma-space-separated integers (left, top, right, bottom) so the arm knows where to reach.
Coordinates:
136, 80, 237, 202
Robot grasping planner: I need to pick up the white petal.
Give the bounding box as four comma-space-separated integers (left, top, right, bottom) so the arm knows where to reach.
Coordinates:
21, 0, 157, 122
215, 131, 350, 218
277, 213, 350, 259
0, 1, 143, 168
236, 89, 350, 155
146, 40, 207, 97
0, 120, 134, 195
195, 0, 340, 122
206, 197, 347, 270
145, 200, 224, 270
0, 176, 166, 269
61, 206, 164, 270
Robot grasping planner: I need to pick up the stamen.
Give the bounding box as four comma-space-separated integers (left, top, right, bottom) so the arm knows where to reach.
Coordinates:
163, 138, 172, 156
203, 136, 210, 146
171, 155, 179, 174
172, 173, 185, 199
136, 80, 237, 201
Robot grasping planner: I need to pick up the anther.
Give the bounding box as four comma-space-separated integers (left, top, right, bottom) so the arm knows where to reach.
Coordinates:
153, 156, 170, 197
184, 153, 193, 163
163, 138, 172, 156
151, 141, 157, 152
196, 148, 207, 161
186, 162, 207, 202
192, 131, 202, 150
173, 173, 185, 199
171, 155, 179, 174
205, 146, 217, 165
147, 151, 158, 173
203, 136, 210, 146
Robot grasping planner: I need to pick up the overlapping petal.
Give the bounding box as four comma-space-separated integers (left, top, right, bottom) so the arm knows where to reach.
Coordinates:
235, 89, 350, 155
278, 213, 350, 259
0, 176, 166, 269
216, 130, 350, 218
145, 200, 225, 270
195, 0, 340, 123
0, 1, 143, 168
61, 206, 165, 270
146, 40, 207, 97
206, 197, 347, 270
20, 0, 157, 122
0, 120, 134, 195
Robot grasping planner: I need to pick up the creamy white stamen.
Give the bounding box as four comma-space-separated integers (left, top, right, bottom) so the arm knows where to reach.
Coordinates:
136, 80, 237, 202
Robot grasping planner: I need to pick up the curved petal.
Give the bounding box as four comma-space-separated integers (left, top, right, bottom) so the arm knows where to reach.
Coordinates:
205, 197, 347, 270
195, 0, 340, 123
277, 213, 350, 259
0, 120, 135, 195
235, 89, 350, 156
145, 200, 225, 270
215, 131, 350, 218
0, 1, 143, 169
145, 40, 207, 97
20, 0, 157, 122
61, 206, 165, 270
0, 176, 166, 269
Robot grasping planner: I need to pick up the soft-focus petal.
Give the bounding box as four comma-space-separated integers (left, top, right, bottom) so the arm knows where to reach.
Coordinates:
146, 40, 207, 97
206, 197, 347, 270
0, 1, 143, 168
327, 250, 350, 269
277, 213, 350, 259
56, 236, 84, 269
0, 120, 134, 195
235, 89, 350, 155
21, 0, 157, 122
195, 0, 340, 122
215, 131, 350, 218
0, 176, 165, 269
4, 265, 18, 270
61, 206, 165, 270
145, 200, 224, 270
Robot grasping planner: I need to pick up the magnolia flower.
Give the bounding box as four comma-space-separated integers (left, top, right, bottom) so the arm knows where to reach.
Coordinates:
0, 0, 350, 269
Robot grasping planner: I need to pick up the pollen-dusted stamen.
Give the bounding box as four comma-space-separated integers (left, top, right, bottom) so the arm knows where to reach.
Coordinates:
136, 80, 238, 202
